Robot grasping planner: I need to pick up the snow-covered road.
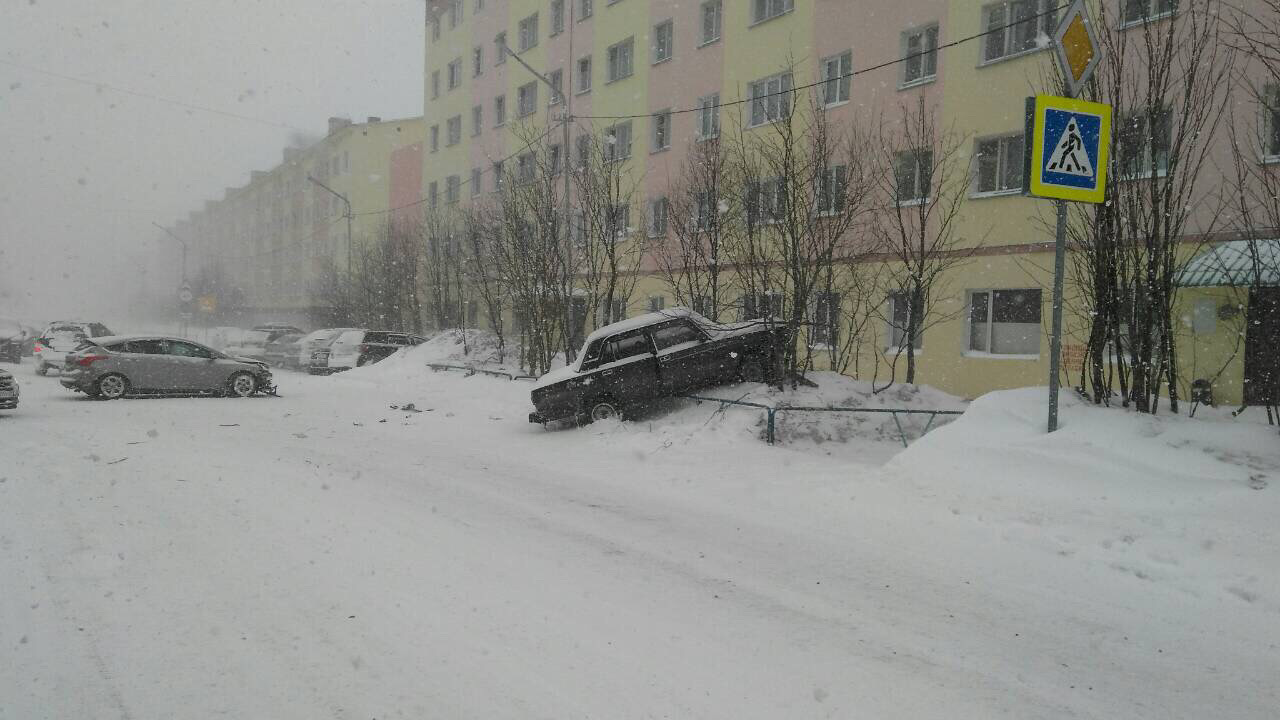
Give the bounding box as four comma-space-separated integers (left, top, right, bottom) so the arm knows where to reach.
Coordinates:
2, 363, 1277, 719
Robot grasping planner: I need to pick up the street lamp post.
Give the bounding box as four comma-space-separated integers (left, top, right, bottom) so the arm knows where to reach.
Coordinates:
501, 8, 577, 361
152, 221, 188, 284
153, 221, 191, 336
307, 175, 353, 274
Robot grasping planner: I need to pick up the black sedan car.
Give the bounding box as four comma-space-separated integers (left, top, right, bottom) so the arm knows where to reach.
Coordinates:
529, 308, 788, 424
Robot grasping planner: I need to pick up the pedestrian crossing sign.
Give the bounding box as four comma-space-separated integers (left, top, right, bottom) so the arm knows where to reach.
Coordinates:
1025, 94, 1111, 203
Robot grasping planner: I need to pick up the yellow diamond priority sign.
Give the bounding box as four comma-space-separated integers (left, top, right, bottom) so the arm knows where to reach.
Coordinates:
1053, 0, 1102, 98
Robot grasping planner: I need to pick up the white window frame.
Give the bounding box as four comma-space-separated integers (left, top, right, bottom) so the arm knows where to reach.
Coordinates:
981, 0, 1057, 65
973, 133, 1025, 195
447, 58, 462, 89
809, 291, 840, 347
1120, 0, 1177, 28
648, 197, 669, 237
579, 0, 593, 20
653, 19, 674, 64
901, 24, 938, 88
886, 291, 923, 352
577, 56, 593, 94
494, 94, 507, 126
518, 13, 539, 52
604, 121, 633, 162
517, 82, 538, 117
470, 168, 482, 197
430, 125, 439, 152
551, 0, 565, 35
748, 71, 794, 128
816, 164, 847, 216
548, 69, 564, 105
894, 149, 933, 204
1117, 107, 1172, 180
495, 32, 507, 64
446, 115, 462, 146
750, 0, 794, 26
472, 46, 483, 77
965, 288, 1043, 357
430, 70, 440, 99
697, 94, 720, 140
652, 109, 672, 152
445, 175, 461, 204
1263, 83, 1280, 162
471, 105, 483, 136
700, 0, 722, 46
607, 37, 635, 83
820, 51, 852, 107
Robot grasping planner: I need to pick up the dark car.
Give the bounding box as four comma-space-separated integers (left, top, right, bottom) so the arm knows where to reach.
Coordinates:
59, 335, 274, 399
263, 332, 305, 369
0, 318, 30, 363
529, 308, 789, 424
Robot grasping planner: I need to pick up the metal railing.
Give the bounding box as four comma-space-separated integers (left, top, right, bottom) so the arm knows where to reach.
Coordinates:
681, 394, 965, 448
426, 363, 538, 382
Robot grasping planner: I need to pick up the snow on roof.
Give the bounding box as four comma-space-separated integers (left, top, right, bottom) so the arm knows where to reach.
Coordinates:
1178, 239, 1280, 288
578, 307, 699, 350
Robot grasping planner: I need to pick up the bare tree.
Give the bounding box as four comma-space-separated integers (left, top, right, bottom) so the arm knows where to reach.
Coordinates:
872, 95, 976, 386
657, 137, 738, 321
458, 203, 508, 363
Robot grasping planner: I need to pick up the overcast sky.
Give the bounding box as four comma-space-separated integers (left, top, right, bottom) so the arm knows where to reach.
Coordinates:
0, 0, 424, 323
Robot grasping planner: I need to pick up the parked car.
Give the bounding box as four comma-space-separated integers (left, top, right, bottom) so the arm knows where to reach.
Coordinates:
299, 328, 355, 374
0, 317, 31, 363
221, 330, 270, 363
316, 329, 427, 372
0, 368, 18, 410
59, 335, 274, 399
33, 321, 114, 375
529, 308, 790, 424
252, 323, 305, 342
263, 332, 304, 369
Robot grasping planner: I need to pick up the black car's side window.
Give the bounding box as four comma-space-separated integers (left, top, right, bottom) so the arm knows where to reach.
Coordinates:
600, 331, 654, 365
651, 321, 704, 352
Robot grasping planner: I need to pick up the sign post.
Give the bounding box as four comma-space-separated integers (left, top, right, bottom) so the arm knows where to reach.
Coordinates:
1027, 0, 1108, 432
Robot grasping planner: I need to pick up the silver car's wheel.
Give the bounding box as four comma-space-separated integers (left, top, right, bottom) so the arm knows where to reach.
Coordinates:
228, 372, 257, 398
588, 400, 619, 422
96, 373, 128, 400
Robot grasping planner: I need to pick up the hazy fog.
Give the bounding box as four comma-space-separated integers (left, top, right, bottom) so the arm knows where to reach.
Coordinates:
0, 0, 423, 326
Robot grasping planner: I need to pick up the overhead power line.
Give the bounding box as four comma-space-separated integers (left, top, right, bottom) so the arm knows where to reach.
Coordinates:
573, 1, 1072, 121
0, 58, 309, 133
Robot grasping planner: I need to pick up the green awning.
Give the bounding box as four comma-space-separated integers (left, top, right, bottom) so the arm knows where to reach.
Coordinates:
1178, 239, 1280, 287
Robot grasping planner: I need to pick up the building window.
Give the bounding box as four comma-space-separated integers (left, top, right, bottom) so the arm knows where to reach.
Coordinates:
653, 20, 674, 63
696, 94, 720, 139
551, 0, 565, 35
604, 121, 632, 161
548, 69, 564, 105
648, 295, 666, 313
648, 197, 669, 237
749, 72, 793, 127
472, 105, 483, 135
517, 152, 535, 183
968, 289, 1042, 355
700, 0, 722, 45
746, 178, 785, 225
447, 58, 462, 89
549, 143, 563, 175
579, 0, 593, 20
472, 46, 483, 77
447, 115, 462, 146
474, 0, 484, 11
751, 0, 793, 25
821, 51, 852, 107
607, 37, 634, 82
492, 160, 505, 191
429, 181, 439, 209
902, 25, 939, 85
975, 134, 1025, 193
983, 1, 1057, 63
652, 110, 672, 151
577, 56, 592, 93
445, 175, 461, 204
611, 204, 631, 238
576, 134, 591, 169
1122, 0, 1177, 25
740, 291, 783, 320
430, 125, 439, 152
894, 149, 933, 203
887, 291, 922, 350
1117, 107, 1172, 178
810, 292, 840, 346
494, 94, 507, 126
432, 18, 441, 41
448, 0, 462, 28
431, 70, 440, 99
1264, 84, 1280, 159
607, 299, 627, 323
495, 32, 507, 63
470, 168, 482, 197
517, 82, 538, 117
695, 192, 715, 230
518, 13, 539, 52
816, 165, 847, 215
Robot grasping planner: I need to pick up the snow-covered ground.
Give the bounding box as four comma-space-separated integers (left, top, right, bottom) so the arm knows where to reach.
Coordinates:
2, 357, 1277, 719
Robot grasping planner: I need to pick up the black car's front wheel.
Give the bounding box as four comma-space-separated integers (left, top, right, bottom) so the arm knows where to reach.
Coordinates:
227, 372, 257, 398
96, 373, 129, 400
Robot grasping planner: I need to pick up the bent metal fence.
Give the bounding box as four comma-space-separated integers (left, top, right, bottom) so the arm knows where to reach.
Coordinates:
424, 363, 963, 447
680, 394, 965, 448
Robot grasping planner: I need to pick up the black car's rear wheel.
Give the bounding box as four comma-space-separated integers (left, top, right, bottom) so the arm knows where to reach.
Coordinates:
227, 372, 257, 398
96, 373, 129, 400
587, 399, 620, 422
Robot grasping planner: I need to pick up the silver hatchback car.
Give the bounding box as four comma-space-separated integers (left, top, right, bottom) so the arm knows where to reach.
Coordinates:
60, 335, 275, 399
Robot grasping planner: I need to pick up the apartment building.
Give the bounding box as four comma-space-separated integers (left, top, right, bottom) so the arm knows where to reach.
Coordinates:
423, 0, 1278, 404
181, 116, 425, 327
